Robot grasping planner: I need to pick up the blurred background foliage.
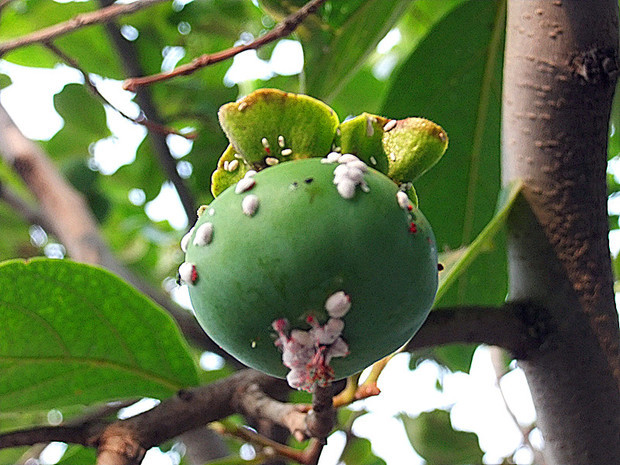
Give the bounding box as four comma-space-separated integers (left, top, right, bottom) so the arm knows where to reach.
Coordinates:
1, 0, 613, 463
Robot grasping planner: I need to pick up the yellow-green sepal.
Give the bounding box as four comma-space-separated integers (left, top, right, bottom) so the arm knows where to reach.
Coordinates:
217, 88, 339, 166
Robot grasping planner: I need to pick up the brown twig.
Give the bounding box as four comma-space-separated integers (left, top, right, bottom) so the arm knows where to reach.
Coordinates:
0, 0, 169, 56
212, 421, 308, 464
123, 0, 328, 91
43, 42, 196, 140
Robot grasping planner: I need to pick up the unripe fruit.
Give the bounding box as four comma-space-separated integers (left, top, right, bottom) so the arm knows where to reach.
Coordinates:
182, 155, 438, 391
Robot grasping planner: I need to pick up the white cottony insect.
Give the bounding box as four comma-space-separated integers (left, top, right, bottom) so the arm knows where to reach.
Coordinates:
242, 194, 260, 216
261, 137, 270, 148
370, 156, 378, 166
193, 222, 214, 246
327, 337, 350, 362
337, 178, 356, 199
312, 318, 344, 345
265, 157, 279, 166
227, 159, 239, 172
178, 262, 196, 285
321, 152, 342, 164
238, 101, 248, 111
325, 291, 351, 317
278, 135, 285, 147
397, 191, 410, 210
281, 148, 293, 157
245, 170, 257, 178
286, 369, 308, 390
332, 154, 370, 199
366, 116, 375, 137
235, 177, 255, 194
338, 154, 360, 164
383, 119, 397, 132
223, 160, 229, 171
180, 227, 194, 252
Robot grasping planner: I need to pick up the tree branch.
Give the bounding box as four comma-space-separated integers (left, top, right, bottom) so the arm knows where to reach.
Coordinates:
406, 302, 542, 358
97, 0, 197, 224
122, 0, 328, 91
44, 42, 196, 141
0, 0, 169, 56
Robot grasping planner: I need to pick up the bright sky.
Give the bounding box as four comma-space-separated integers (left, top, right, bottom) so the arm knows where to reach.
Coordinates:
0, 25, 542, 465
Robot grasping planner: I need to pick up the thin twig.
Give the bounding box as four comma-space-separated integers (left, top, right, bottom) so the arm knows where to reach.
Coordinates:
211, 421, 308, 464
123, 0, 328, 91
0, 0, 169, 56
97, 0, 197, 224
43, 42, 196, 140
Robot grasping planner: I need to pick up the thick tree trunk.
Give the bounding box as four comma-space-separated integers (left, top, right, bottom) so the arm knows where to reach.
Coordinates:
502, 2, 620, 464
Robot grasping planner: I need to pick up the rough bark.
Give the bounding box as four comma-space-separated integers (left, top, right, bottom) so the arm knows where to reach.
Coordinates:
502, 2, 620, 464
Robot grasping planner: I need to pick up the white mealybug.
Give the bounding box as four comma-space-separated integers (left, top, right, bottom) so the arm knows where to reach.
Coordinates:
325, 291, 351, 317
180, 227, 194, 252
336, 178, 356, 199
370, 156, 378, 166
397, 191, 410, 210
193, 222, 214, 246
245, 170, 257, 178
327, 337, 350, 361
321, 152, 342, 164
238, 101, 248, 111
235, 177, 256, 194
228, 159, 239, 172
338, 154, 360, 164
223, 160, 230, 171
312, 318, 345, 345
178, 262, 196, 285
383, 119, 397, 132
261, 137, 270, 148
281, 148, 293, 156
265, 157, 279, 166
346, 160, 369, 173
366, 116, 375, 137
278, 135, 285, 148
242, 194, 260, 216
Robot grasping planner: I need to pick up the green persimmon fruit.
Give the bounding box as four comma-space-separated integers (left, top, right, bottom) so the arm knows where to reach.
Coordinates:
181, 156, 438, 391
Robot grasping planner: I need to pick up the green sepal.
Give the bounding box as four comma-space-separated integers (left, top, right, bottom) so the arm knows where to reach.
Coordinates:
384, 117, 448, 183
335, 113, 390, 174
211, 145, 250, 197
217, 88, 339, 167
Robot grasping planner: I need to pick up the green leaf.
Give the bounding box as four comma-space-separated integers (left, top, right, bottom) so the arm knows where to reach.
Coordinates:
0, 0, 123, 76
383, 0, 507, 308
400, 410, 484, 465
45, 84, 110, 160
0, 259, 199, 412
340, 435, 387, 465
305, 0, 410, 101
56, 445, 97, 465
436, 180, 522, 302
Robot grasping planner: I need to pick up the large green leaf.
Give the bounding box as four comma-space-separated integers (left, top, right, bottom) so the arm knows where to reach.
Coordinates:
260, 0, 408, 101
330, 0, 468, 117
45, 83, 111, 160
0, 259, 199, 412
0, 0, 123, 77
339, 436, 387, 465
400, 410, 484, 465
383, 0, 507, 308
